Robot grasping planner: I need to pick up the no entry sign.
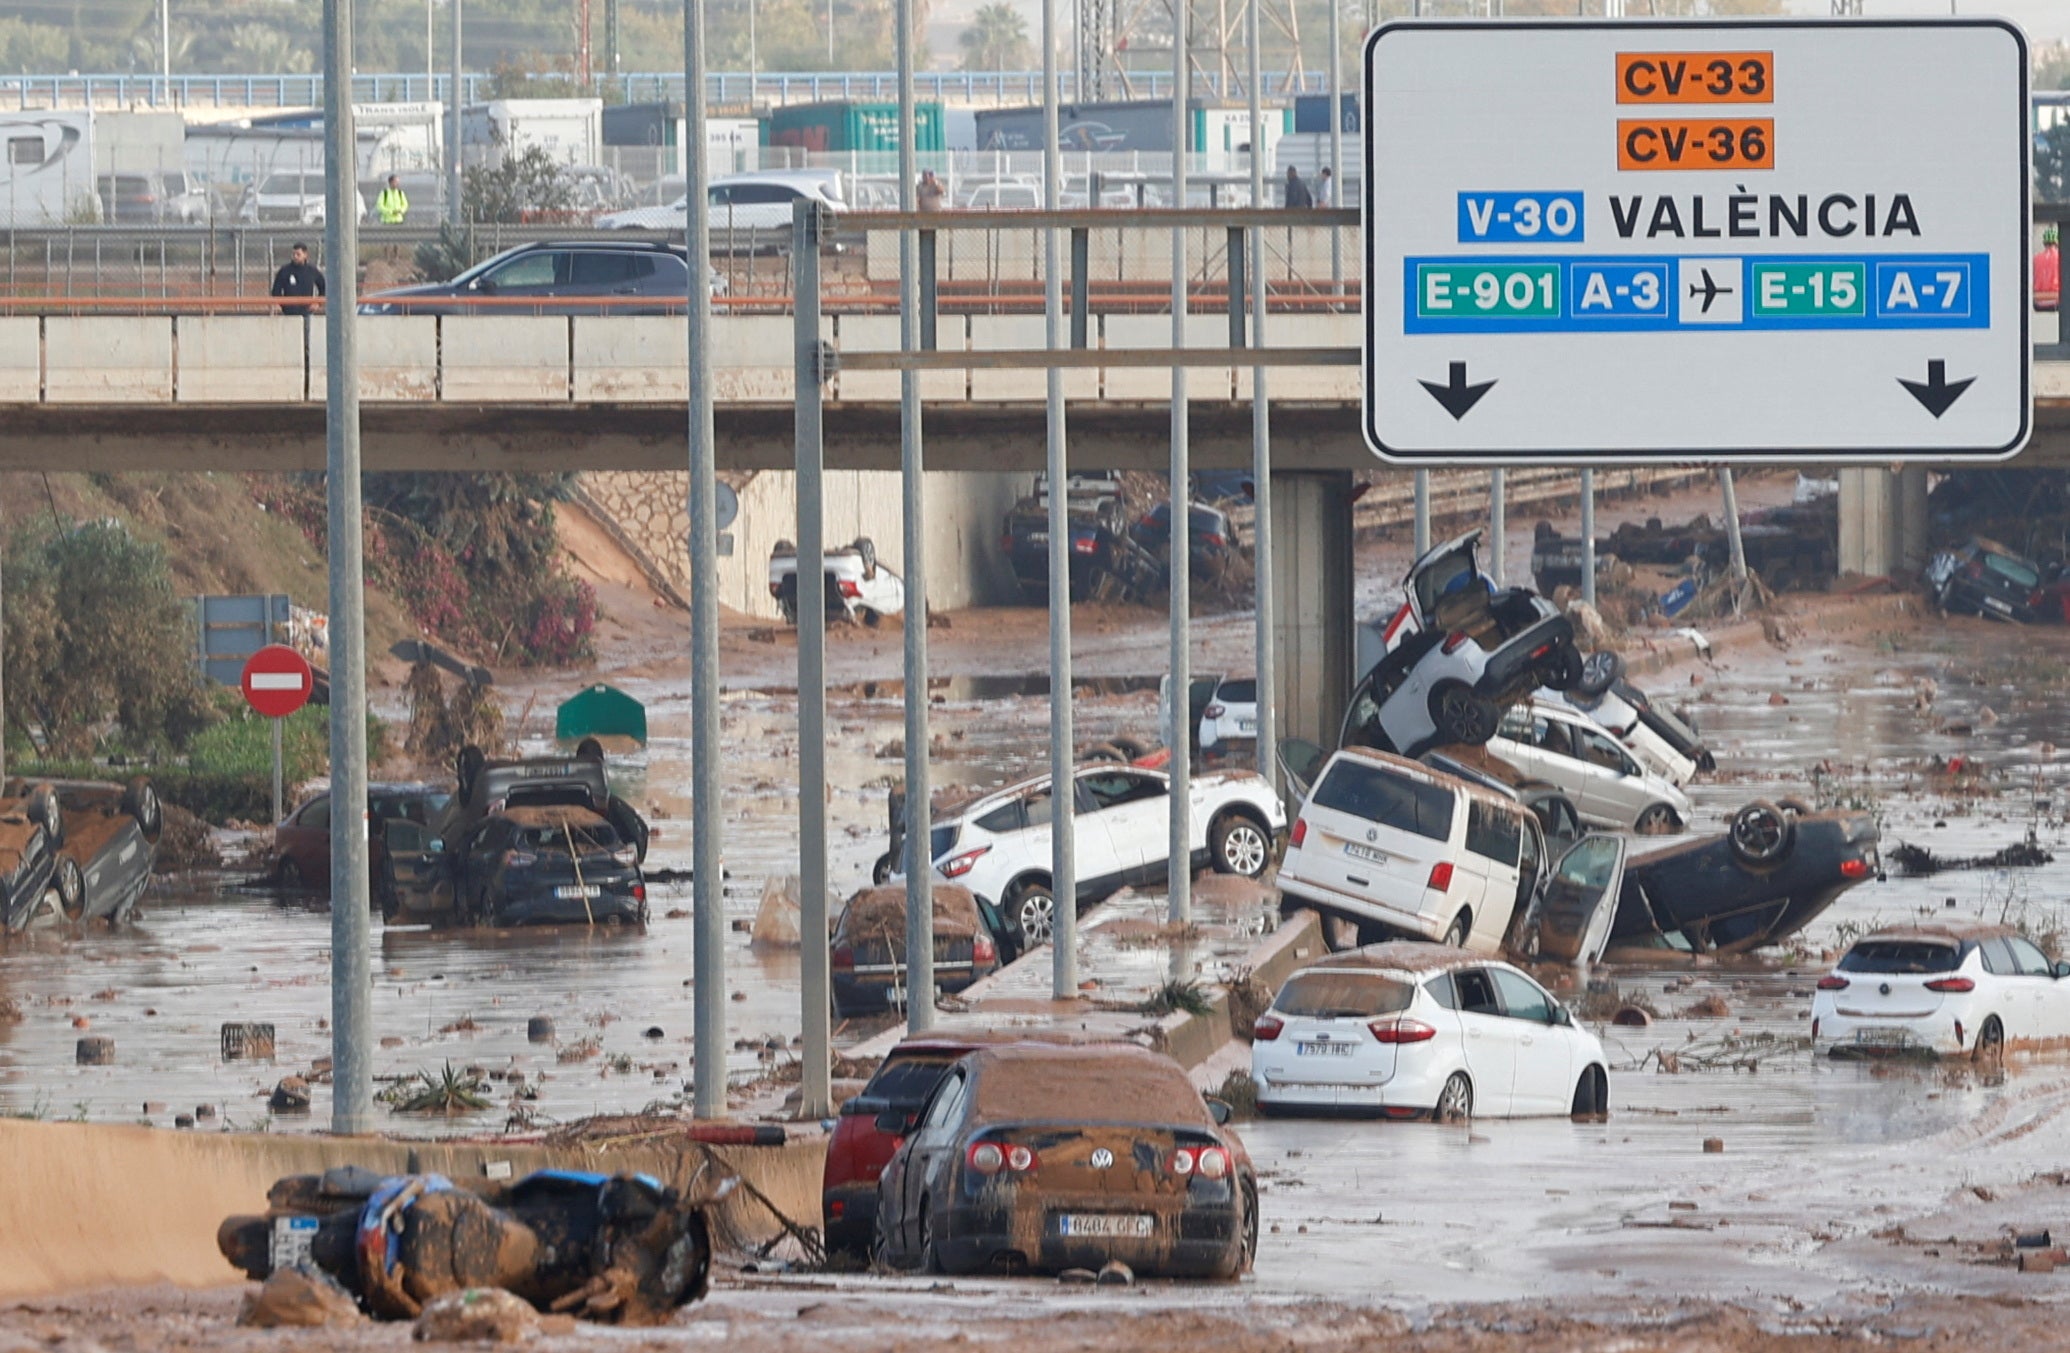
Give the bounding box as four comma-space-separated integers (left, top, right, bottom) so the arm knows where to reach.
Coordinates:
1362, 18, 2031, 463
241, 644, 314, 719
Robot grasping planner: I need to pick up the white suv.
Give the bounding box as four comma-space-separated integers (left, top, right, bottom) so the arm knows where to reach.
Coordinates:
1489, 699, 1692, 834
915, 764, 1285, 944
1811, 922, 2070, 1058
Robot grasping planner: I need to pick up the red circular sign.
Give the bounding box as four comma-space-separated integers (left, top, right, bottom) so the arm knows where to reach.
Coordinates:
241, 644, 314, 719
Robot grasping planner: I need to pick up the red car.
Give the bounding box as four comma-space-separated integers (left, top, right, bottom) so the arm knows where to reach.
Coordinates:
273, 783, 451, 893
823, 1031, 1106, 1258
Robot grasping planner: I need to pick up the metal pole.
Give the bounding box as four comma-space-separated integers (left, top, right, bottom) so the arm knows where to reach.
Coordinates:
1414, 468, 1429, 554
686, 0, 729, 1119
1167, 0, 1191, 925
898, 0, 935, 1033
1247, 0, 1273, 791
323, 0, 373, 1137
1719, 467, 1747, 580
447, 0, 463, 225
792, 200, 831, 1119
1, 503, 7, 786
1327, 0, 1342, 288
160, 0, 171, 104
427, 0, 434, 102
1044, 0, 1078, 1000
271, 717, 284, 826
1580, 467, 1597, 609
1489, 467, 1506, 585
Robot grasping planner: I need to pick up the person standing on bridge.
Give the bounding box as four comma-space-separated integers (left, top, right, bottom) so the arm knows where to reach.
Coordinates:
1314, 167, 1334, 209
376, 175, 410, 225
270, 243, 326, 315
1283, 165, 1312, 209
916, 169, 947, 213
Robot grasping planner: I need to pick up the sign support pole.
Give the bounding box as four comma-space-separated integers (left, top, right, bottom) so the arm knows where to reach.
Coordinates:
1043, 0, 1078, 1001
792, 200, 831, 1121
897, 0, 935, 1034
1580, 467, 1597, 609
271, 717, 284, 827
1166, 0, 1191, 927
1247, 0, 1275, 794
1489, 468, 1506, 585
1413, 469, 1430, 554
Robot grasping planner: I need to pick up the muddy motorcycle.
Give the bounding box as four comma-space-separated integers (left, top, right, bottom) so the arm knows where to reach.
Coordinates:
219, 1166, 727, 1325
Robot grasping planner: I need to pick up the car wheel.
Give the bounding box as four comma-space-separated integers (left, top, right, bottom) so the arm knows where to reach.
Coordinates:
1082, 741, 1127, 764
121, 779, 163, 843
1728, 800, 1795, 867
1973, 1016, 2005, 1064
456, 744, 486, 803
1634, 803, 1680, 835
871, 851, 895, 886
277, 856, 304, 889
28, 785, 61, 847
1435, 1072, 1473, 1123
1571, 1066, 1609, 1119
861, 607, 883, 628
54, 858, 85, 921
1440, 910, 1472, 948
1541, 645, 1583, 692
1575, 650, 1624, 698
1429, 683, 1500, 746
1240, 1178, 1260, 1273
1210, 813, 1271, 878
1109, 735, 1151, 761
916, 1198, 939, 1275
1776, 796, 1813, 817
1009, 882, 1056, 946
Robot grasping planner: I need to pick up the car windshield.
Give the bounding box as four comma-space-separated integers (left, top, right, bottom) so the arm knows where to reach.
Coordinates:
1310, 761, 1455, 841
1217, 679, 1257, 702
863, 1050, 962, 1110
1275, 971, 1413, 1018
1983, 552, 2039, 588
1839, 940, 1962, 974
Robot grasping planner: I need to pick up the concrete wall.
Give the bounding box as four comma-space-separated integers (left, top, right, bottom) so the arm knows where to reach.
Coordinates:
579, 467, 1029, 620
1272, 471, 1354, 754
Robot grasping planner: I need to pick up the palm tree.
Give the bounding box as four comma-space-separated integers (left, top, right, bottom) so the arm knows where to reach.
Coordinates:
959, 1, 1030, 71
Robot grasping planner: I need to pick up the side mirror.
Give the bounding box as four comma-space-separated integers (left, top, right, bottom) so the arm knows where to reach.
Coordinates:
2055, 961, 2070, 980
427, 838, 444, 853
874, 1110, 910, 1135
1552, 1005, 1574, 1027
1205, 1097, 1233, 1126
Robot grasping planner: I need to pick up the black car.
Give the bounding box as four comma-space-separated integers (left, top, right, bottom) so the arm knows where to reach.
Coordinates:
359, 241, 693, 316
0, 783, 69, 932
1924, 537, 2050, 623
1131, 501, 1242, 576
1610, 801, 1882, 954
4, 778, 160, 926
829, 883, 1023, 1017
385, 744, 650, 927
1000, 500, 1161, 603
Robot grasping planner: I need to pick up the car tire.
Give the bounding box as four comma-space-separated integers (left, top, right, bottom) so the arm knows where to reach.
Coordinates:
1776, 796, 1813, 817
1082, 741, 1127, 764
1973, 1016, 2005, 1064
1441, 910, 1472, 948
1574, 651, 1624, 699
916, 1199, 939, 1275
1429, 682, 1501, 746
1541, 645, 1583, 693
1209, 812, 1271, 878
456, 744, 487, 803
1634, 803, 1680, 835
27, 785, 60, 848
1728, 800, 1795, 867
277, 856, 304, 889
1007, 880, 1056, 946
1109, 735, 1151, 761
855, 537, 878, 579
121, 779, 163, 843
1435, 1072, 1473, 1123
861, 607, 883, 628
1570, 1065, 1609, 1119
576, 737, 606, 762
54, 858, 85, 921
872, 851, 895, 886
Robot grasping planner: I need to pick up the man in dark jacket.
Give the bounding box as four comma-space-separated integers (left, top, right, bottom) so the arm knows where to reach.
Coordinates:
1283, 165, 1313, 209
270, 243, 326, 314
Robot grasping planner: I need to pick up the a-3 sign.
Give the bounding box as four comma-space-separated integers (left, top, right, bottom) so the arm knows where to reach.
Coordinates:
1363, 19, 2031, 464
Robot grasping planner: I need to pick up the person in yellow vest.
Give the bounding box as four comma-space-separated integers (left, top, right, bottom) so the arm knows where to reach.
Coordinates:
376, 175, 409, 225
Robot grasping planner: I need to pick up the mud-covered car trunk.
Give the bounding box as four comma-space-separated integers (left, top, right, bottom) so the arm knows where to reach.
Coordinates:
0, 810, 61, 932
939, 1124, 1245, 1277
832, 884, 998, 1016
467, 810, 647, 927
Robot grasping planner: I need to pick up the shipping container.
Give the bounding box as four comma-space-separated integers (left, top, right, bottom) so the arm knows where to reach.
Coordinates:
461, 98, 603, 168
1292, 92, 1360, 135
764, 100, 945, 155
603, 102, 757, 176
973, 99, 1286, 163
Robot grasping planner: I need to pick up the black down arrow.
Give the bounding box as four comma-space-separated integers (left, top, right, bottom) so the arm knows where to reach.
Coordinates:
1898, 360, 1974, 418
1419, 361, 1496, 420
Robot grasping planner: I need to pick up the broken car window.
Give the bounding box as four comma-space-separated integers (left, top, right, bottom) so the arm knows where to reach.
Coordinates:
1453, 969, 1500, 1015
1311, 762, 1455, 842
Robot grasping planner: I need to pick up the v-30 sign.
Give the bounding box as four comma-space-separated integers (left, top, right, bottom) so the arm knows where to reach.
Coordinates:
1362, 19, 2031, 464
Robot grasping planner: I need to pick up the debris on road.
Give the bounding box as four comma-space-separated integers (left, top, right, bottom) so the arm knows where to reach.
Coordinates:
237, 1267, 363, 1329
1888, 837, 2053, 876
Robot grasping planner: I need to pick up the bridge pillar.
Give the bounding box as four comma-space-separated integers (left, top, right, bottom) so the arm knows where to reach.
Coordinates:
1837, 466, 1899, 578
1270, 470, 1355, 759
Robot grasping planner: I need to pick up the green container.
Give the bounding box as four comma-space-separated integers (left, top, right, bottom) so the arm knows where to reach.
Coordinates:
556, 684, 648, 747
764, 101, 946, 155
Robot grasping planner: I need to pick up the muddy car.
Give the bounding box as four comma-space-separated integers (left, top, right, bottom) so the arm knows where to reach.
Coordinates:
1489, 698, 1692, 833
218, 1165, 720, 1324
874, 1042, 1257, 1278
830, 883, 1017, 1018
1550, 663, 1715, 784
2, 778, 159, 929
1605, 800, 1881, 955
384, 745, 650, 927
1349, 531, 1583, 756
0, 782, 69, 932
1923, 537, 2050, 623
1810, 922, 2070, 1059
273, 783, 451, 891
769, 537, 905, 626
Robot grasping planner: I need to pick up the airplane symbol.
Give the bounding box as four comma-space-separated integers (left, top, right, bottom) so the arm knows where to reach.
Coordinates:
1687, 267, 1734, 314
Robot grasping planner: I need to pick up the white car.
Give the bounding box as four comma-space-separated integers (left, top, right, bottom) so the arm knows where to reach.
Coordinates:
1811, 922, 2070, 1059
1252, 944, 1610, 1119
1546, 657, 1714, 787
915, 763, 1286, 944
239, 171, 366, 225
597, 170, 846, 235
1343, 531, 1583, 757
1197, 676, 1258, 753
1489, 698, 1692, 834
768, 537, 904, 626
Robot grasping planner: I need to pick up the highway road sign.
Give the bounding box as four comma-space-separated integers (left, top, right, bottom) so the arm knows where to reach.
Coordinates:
240, 644, 314, 719
1363, 19, 2031, 464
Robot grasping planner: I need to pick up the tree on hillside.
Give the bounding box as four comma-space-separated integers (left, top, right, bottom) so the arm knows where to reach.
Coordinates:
961, 2, 1031, 71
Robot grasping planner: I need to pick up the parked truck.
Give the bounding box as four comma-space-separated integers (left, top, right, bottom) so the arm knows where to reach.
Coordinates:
462, 98, 603, 168
0, 110, 96, 225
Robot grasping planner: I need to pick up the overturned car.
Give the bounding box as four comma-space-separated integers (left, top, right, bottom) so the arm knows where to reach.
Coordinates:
218, 1165, 721, 1325
1, 777, 160, 930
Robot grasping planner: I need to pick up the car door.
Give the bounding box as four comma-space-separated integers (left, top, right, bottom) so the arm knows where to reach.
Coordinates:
1077, 769, 1170, 884
2004, 936, 2061, 1037
471, 249, 562, 312
563, 249, 640, 314
899, 1067, 970, 1253
1450, 967, 1518, 1116
1491, 967, 1574, 1113
1569, 723, 1645, 826
1531, 834, 1629, 965
1488, 706, 1548, 780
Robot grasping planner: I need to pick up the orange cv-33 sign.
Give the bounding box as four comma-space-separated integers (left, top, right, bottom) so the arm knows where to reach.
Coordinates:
1616, 51, 1773, 104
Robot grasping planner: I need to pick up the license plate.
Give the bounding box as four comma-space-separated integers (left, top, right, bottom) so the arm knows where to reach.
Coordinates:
554, 885, 603, 900
885, 984, 906, 1007
1238, 719, 1257, 734
1297, 1041, 1353, 1057
1853, 1027, 1910, 1047
1984, 597, 2012, 614
1343, 842, 1388, 864
1057, 1213, 1154, 1239
270, 1215, 318, 1271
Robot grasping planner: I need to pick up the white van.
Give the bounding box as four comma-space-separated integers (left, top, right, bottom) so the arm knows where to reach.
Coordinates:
1277, 749, 1545, 953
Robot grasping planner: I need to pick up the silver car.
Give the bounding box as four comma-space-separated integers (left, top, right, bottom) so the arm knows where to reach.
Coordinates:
1488, 699, 1692, 834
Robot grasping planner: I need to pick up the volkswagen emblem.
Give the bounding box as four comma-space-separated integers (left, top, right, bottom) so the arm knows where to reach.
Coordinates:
1089, 1148, 1114, 1170
1366, 828, 1378, 842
